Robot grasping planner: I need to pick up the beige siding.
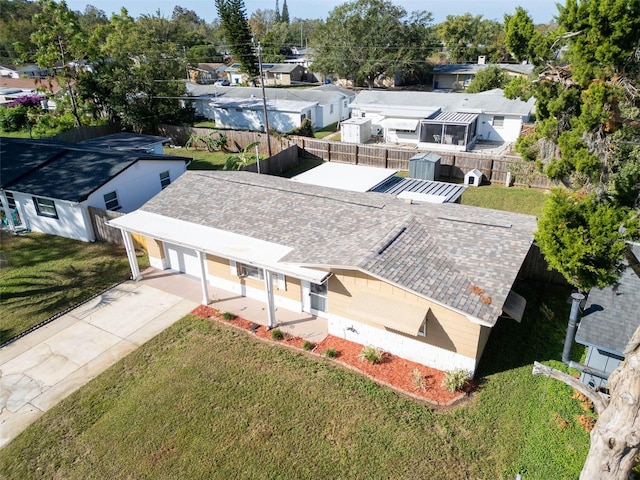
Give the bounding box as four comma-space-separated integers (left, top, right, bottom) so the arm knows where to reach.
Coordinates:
329, 269, 484, 359
205, 254, 301, 300
145, 236, 165, 259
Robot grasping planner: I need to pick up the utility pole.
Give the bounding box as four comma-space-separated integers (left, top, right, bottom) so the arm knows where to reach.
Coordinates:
256, 42, 273, 157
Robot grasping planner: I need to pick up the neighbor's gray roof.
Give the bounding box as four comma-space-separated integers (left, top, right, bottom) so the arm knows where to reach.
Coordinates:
140, 170, 536, 324
267, 64, 302, 73
0, 137, 185, 202
187, 82, 355, 105
433, 63, 534, 76
80, 132, 170, 151
576, 243, 640, 354
207, 96, 317, 112
351, 89, 535, 116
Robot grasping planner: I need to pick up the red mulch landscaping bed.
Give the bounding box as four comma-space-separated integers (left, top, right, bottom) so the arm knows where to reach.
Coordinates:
191, 305, 470, 406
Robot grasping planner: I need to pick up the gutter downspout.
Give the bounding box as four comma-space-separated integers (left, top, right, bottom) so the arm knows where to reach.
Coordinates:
562, 292, 609, 381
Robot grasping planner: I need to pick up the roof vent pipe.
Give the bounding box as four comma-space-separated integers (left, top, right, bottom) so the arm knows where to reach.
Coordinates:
561, 292, 609, 380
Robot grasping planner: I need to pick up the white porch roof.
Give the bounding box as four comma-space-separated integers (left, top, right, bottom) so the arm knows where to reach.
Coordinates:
107, 211, 330, 284
291, 162, 397, 192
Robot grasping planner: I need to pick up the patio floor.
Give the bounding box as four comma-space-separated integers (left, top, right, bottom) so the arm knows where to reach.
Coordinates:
139, 268, 328, 343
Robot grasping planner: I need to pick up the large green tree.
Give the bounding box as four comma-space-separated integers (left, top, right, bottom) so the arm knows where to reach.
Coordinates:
78, 8, 193, 132
31, 0, 88, 127
310, 0, 436, 88
503, 7, 535, 63
215, 0, 258, 78
465, 66, 509, 93
436, 14, 506, 63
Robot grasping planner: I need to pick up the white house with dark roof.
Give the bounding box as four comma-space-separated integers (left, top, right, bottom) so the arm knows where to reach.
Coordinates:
432, 62, 535, 91
108, 170, 534, 375
349, 89, 535, 151
0, 137, 188, 241
576, 243, 640, 388
187, 82, 355, 132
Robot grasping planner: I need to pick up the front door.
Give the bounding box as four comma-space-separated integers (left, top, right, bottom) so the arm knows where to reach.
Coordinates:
302, 280, 327, 315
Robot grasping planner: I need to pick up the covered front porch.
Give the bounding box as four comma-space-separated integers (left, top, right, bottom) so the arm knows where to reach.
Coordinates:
139, 267, 328, 343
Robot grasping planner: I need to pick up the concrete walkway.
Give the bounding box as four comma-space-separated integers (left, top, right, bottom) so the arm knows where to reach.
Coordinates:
0, 281, 198, 449
0, 268, 328, 450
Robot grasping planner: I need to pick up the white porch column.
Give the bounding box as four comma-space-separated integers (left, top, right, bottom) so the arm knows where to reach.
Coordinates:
196, 250, 209, 305
264, 269, 277, 329
121, 229, 142, 281
0, 190, 16, 232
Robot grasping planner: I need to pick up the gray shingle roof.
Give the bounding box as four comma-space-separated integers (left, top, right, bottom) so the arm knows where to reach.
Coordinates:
80, 132, 170, 151
576, 243, 640, 354
433, 63, 534, 76
350, 89, 535, 116
1, 137, 185, 202
141, 170, 536, 324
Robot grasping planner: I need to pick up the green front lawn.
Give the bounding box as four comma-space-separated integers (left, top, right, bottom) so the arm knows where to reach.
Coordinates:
461, 184, 548, 217
0, 231, 146, 342
0, 280, 591, 479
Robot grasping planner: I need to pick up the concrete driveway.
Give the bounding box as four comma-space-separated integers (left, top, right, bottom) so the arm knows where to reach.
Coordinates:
0, 281, 198, 449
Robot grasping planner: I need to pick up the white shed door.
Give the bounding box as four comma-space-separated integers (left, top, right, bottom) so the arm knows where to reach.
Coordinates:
165, 244, 201, 278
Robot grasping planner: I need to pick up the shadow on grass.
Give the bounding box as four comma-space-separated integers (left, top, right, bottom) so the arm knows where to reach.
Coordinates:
477, 279, 577, 378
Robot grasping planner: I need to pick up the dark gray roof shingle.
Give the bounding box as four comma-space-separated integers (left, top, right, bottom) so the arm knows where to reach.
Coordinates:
576, 243, 640, 353
141, 170, 536, 324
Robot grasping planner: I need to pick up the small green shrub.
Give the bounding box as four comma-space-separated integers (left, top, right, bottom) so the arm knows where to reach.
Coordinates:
358, 345, 384, 364
221, 311, 236, 321
302, 341, 314, 351
270, 328, 285, 341
324, 348, 338, 358
441, 369, 470, 393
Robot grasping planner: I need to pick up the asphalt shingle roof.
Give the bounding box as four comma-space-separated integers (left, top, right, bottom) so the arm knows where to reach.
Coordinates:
1, 137, 185, 202
576, 243, 640, 353
140, 170, 536, 324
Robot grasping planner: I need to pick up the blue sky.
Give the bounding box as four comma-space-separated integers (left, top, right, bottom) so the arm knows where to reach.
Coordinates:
64, 0, 561, 24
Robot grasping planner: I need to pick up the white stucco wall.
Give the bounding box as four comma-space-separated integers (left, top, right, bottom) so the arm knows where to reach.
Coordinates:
85, 159, 187, 213
476, 114, 524, 142
10, 191, 94, 241
327, 314, 477, 375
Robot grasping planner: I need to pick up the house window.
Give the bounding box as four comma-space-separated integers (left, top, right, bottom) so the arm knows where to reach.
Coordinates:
493, 116, 504, 127
417, 319, 427, 337
33, 197, 58, 218
330, 104, 334, 114
103, 191, 121, 211
235, 108, 243, 112
239, 263, 264, 280
159, 171, 171, 189
5, 192, 16, 209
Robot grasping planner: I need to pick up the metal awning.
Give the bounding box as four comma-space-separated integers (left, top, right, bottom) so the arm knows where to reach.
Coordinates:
348, 291, 428, 335
380, 118, 420, 131
503, 290, 526, 322
107, 210, 330, 284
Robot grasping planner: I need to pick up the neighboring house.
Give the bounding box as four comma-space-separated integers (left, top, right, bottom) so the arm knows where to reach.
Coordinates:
432, 60, 534, 91
263, 64, 306, 86
108, 170, 534, 376
187, 82, 355, 132
188, 63, 227, 84
284, 46, 314, 69
80, 132, 171, 154
14, 64, 50, 79
0, 77, 61, 108
225, 63, 313, 86
575, 243, 640, 388
349, 89, 535, 151
0, 137, 189, 242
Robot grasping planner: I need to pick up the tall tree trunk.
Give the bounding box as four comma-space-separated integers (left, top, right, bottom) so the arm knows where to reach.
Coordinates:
579, 327, 640, 479
534, 326, 640, 479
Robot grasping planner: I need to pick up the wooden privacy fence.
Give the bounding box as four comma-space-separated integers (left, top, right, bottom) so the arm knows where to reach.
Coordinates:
289, 137, 558, 189
88, 207, 145, 249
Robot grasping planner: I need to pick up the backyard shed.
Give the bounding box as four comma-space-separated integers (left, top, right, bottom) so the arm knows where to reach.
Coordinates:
340, 117, 372, 144
409, 152, 441, 181
464, 169, 483, 187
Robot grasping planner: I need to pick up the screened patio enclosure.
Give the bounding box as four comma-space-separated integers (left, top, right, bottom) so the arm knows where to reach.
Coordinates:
419, 112, 478, 151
